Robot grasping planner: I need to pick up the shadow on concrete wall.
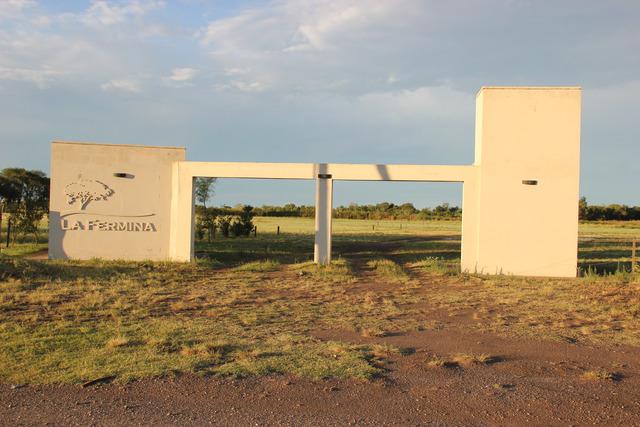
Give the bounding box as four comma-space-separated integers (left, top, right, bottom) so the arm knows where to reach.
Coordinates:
47, 211, 68, 259
375, 164, 391, 181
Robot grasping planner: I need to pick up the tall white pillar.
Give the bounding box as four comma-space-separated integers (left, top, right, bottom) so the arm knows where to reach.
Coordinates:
314, 171, 333, 265
468, 87, 581, 277
169, 163, 196, 262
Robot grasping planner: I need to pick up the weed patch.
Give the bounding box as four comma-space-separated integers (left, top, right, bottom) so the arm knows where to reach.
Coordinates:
367, 259, 409, 282
235, 259, 280, 272
581, 369, 622, 381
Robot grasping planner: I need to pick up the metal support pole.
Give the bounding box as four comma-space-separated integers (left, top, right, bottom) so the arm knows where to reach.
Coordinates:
314, 171, 333, 265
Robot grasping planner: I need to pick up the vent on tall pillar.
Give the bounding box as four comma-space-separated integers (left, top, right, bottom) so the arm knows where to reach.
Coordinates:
522, 180, 538, 185
113, 172, 134, 179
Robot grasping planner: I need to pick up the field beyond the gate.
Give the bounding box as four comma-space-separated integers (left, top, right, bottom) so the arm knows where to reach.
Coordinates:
2, 217, 640, 424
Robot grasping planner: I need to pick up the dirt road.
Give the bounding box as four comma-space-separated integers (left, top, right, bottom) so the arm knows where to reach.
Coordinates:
2, 327, 639, 426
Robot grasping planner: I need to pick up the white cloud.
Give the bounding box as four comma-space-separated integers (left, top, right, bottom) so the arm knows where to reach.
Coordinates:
213, 80, 268, 93
229, 80, 267, 92
284, 3, 388, 52
100, 78, 141, 93
0, 66, 62, 88
355, 85, 472, 121
0, 1, 162, 93
169, 67, 199, 82
30, 15, 52, 27
196, 0, 425, 94
0, 30, 124, 86
224, 67, 250, 77
83, 0, 164, 27
0, 0, 35, 19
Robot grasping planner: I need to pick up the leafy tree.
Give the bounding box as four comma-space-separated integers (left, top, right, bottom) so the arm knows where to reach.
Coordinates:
0, 168, 50, 243
230, 217, 243, 237
233, 205, 254, 236
194, 177, 217, 241
215, 215, 233, 238
194, 215, 206, 241
194, 177, 216, 209
0, 174, 20, 245
578, 197, 588, 220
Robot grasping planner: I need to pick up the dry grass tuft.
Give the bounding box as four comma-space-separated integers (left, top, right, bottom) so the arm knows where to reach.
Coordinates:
289, 258, 355, 283
426, 352, 499, 368
426, 356, 459, 369
581, 369, 622, 381
106, 337, 130, 348
360, 327, 388, 338
451, 353, 499, 366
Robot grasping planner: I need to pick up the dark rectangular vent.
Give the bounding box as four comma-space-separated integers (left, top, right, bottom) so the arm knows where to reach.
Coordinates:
113, 173, 134, 179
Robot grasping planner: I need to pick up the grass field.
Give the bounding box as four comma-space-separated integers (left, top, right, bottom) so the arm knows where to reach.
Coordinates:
207, 216, 640, 274
0, 216, 639, 384
2, 216, 639, 272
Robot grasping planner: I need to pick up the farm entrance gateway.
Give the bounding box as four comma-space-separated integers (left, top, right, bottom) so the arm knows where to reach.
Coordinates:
48, 87, 582, 277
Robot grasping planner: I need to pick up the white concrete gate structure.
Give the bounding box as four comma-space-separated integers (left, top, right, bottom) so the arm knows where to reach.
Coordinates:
49, 87, 582, 277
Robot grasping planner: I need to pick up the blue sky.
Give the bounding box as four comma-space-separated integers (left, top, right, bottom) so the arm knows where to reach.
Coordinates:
0, 0, 638, 208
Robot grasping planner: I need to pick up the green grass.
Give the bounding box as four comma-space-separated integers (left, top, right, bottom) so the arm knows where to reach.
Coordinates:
3, 216, 637, 273
234, 259, 280, 272
0, 213, 48, 257
367, 259, 409, 282
410, 256, 459, 275
199, 217, 639, 274
0, 243, 47, 257
253, 216, 461, 235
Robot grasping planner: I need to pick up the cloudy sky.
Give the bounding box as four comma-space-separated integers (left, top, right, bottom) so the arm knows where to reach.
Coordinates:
0, 0, 638, 208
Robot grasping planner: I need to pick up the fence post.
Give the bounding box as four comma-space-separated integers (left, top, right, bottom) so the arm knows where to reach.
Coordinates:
633, 239, 637, 272
254, 226, 257, 237
277, 225, 280, 235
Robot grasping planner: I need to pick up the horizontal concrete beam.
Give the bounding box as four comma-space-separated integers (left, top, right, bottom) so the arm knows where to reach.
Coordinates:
178, 162, 475, 182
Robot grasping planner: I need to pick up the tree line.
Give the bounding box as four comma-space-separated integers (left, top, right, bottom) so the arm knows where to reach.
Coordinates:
1, 173, 639, 247
198, 198, 640, 223
252, 202, 462, 220
579, 197, 640, 221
